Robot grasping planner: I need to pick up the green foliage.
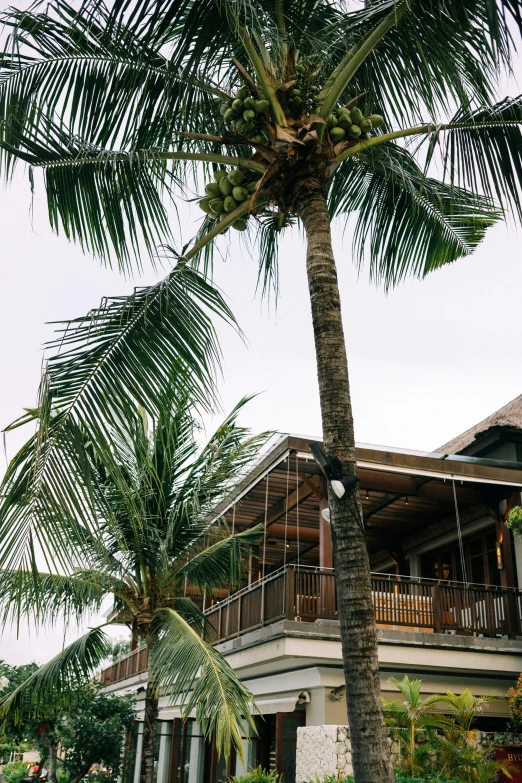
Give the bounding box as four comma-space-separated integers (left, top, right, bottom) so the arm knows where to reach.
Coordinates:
506, 507, 522, 537
229, 767, 280, 783
384, 677, 505, 783
110, 638, 132, 662
508, 673, 522, 731
1, 761, 30, 783
0, 391, 267, 762
59, 682, 135, 781
302, 775, 353, 783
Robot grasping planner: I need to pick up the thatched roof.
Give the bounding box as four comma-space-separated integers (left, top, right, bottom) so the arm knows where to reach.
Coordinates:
438, 393, 522, 455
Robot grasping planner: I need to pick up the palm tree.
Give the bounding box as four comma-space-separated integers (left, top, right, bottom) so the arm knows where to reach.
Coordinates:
0, 388, 266, 783
383, 675, 449, 775
2, 1, 522, 780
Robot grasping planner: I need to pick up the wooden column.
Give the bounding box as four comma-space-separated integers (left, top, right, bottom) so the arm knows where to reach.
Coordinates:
319, 479, 333, 569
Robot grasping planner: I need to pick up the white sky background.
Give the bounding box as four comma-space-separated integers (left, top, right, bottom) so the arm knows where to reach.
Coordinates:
1, 12, 522, 665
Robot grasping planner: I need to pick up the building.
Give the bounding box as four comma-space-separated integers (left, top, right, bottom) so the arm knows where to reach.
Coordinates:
100, 395, 522, 783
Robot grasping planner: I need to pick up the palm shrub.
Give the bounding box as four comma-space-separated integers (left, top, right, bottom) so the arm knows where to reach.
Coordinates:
383, 676, 449, 776
2, 1, 522, 780
1, 761, 30, 783
0, 388, 266, 783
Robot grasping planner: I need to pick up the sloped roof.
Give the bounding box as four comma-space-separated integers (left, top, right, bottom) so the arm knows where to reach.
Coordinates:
438, 393, 522, 455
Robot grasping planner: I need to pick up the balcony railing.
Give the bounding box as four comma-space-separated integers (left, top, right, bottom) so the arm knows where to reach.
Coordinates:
99, 566, 522, 685
203, 565, 522, 643
99, 645, 148, 685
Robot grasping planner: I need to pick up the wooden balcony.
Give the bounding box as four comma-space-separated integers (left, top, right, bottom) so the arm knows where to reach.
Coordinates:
99, 566, 522, 686
203, 565, 522, 643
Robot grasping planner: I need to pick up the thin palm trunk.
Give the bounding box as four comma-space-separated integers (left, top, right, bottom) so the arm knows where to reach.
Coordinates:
43, 737, 58, 783
296, 177, 393, 783
139, 642, 159, 783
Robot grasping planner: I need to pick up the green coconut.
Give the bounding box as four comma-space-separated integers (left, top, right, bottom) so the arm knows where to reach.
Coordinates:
219, 177, 233, 196
329, 127, 346, 142
255, 100, 269, 113
337, 115, 352, 130
243, 96, 256, 109
252, 134, 265, 143
219, 103, 230, 116
242, 121, 255, 133
348, 124, 362, 138
243, 109, 255, 122
247, 181, 258, 194
223, 108, 235, 121
205, 182, 221, 198
228, 169, 244, 186
236, 86, 250, 101
209, 197, 225, 214
232, 98, 243, 110
232, 186, 248, 202
350, 107, 364, 124
223, 195, 238, 212
367, 114, 384, 128
213, 169, 228, 182
359, 119, 372, 133
198, 197, 214, 214
233, 218, 248, 231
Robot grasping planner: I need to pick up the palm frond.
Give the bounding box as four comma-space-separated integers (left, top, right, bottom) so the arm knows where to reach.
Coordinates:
166, 397, 269, 551
425, 96, 522, 221
151, 607, 256, 760
331, 143, 499, 288
0, 569, 120, 629
0, 626, 111, 722
174, 524, 264, 593
0, 266, 235, 574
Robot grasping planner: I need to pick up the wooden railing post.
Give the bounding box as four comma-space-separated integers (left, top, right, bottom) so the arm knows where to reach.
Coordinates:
433, 584, 442, 633
286, 566, 295, 621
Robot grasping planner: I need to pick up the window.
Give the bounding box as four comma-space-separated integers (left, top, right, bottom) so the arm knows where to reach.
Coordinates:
420, 529, 501, 586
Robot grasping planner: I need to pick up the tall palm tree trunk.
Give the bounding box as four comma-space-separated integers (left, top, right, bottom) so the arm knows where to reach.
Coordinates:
139, 649, 159, 783
296, 177, 393, 783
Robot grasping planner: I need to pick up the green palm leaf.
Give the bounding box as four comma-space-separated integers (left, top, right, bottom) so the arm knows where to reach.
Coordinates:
330, 143, 499, 287
0, 626, 111, 721
425, 96, 522, 220
151, 607, 256, 760
0, 266, 236, 573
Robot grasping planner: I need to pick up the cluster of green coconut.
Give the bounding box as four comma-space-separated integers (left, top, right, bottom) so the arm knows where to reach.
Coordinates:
326, 105, 384, 144
284, 61, 322, 119
199, 168, 260, 230
219, 85, 269, 142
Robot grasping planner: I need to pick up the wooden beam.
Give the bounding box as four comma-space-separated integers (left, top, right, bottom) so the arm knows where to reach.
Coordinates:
265, 524, 319, 542
299, 472, 323, 498
253, 475, 320, 529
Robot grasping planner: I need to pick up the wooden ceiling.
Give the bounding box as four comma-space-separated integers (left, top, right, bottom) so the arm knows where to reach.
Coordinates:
220, 444, 521, 572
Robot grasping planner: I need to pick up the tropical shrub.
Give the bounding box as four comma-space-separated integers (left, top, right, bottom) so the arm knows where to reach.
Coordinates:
507, 673, 522, 731
1, 761, 29, 783
229, 768, 280, 783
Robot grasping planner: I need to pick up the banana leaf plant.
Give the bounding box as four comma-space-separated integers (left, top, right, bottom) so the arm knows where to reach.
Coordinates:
2, 1, 522, 780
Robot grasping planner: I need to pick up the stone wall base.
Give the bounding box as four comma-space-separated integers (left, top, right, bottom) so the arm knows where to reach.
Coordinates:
295, 727, 520, 782
295, 725, 351, 782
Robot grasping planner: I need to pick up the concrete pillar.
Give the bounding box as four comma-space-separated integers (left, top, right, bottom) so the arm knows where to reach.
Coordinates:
408, 552, 421, 578
514, 536, 522, 590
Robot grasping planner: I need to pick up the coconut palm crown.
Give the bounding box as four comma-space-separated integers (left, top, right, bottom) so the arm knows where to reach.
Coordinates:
2, 1, 522, 782
0, 390, 266, 780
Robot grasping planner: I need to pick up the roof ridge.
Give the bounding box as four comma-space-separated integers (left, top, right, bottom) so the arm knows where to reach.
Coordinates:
438, 393, 522, 455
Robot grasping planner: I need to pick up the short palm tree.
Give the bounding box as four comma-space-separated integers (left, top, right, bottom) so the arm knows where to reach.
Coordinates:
2, 1, 522, 780
0, 389, 266, 783
383, 675, 449, 775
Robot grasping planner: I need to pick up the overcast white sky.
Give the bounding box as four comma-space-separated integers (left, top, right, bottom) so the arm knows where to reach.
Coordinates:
1, 21, 522, 666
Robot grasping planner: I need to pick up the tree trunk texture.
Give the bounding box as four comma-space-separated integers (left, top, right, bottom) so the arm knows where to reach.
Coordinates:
44, 739, 58, 783
139, 650, 159, 783
296, 177, 394, 783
